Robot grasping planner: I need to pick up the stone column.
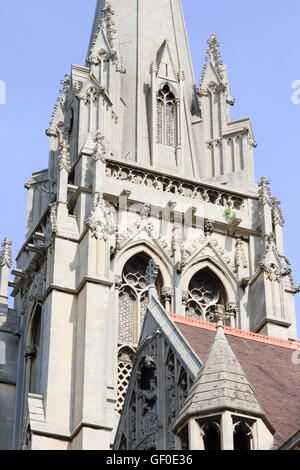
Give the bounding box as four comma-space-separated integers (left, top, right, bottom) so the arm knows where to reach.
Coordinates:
189, 419, 204, 450
221, 411, 234, 450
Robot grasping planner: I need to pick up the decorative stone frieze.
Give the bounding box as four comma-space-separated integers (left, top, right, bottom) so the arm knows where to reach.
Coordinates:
105, 161, 246, 211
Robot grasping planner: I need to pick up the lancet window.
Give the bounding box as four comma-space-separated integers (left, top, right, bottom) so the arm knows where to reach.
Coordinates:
156, 85, 176, 147
28, 305, 42, 395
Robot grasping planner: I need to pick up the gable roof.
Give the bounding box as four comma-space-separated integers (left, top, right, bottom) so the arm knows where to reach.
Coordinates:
170, 314, 300, 449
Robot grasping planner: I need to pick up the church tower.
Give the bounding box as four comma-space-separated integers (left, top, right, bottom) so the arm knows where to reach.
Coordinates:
0, 0, 299, 450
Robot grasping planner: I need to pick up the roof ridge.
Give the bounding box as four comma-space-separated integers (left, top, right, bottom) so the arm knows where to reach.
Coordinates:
168, 313, 300, 351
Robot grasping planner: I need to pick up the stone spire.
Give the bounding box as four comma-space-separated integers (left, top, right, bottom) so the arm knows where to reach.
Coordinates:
87, 0, 197, 173
173, 306, 273, 433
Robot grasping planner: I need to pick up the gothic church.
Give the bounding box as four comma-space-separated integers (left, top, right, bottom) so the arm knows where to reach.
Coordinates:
0, 0, 300, 451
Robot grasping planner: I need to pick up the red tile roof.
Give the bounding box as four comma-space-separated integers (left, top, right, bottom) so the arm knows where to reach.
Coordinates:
169, 314, 300, 449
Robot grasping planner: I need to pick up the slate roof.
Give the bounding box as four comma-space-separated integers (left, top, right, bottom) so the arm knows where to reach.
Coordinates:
173, 321, 272, 434
170, 314, 300, 449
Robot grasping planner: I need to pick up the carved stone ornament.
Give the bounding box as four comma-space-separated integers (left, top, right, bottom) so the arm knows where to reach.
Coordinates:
258, 177, 271, 206
84, 86, 99, 105
0, 237, 12, 268
260, 262, 281, 283
209, 304, 231, 325
226, 302, 239, 317
57, 140, 71, 173
272, 197, 285, 227
86, 193, 116, 240
161, 287, 173, 303
145, 260, 159, 287
92, 131, 106, 163
24, 345, 37, 360
235, 238, 248, 269
204, 220, 215, 236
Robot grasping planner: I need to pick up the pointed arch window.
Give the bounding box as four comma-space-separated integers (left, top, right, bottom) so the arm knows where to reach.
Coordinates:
198, 417, 221, 451
156, 85, 176, 147
116, 254, 163, 415
28, 305, 42, 395
233, 420, 254, 450
184, 268, 226, 322
118, 253, 163, 345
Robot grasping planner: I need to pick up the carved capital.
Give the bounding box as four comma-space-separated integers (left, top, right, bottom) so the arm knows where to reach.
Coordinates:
161, 287, 173, 303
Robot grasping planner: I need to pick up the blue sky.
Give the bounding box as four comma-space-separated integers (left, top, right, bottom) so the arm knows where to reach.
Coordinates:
1, 0, 300, 336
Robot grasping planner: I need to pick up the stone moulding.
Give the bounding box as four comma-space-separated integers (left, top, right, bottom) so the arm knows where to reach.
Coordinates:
105, 160, 246, 211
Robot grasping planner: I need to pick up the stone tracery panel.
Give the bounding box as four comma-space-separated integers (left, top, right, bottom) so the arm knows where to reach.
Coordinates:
184, 268, 226, 322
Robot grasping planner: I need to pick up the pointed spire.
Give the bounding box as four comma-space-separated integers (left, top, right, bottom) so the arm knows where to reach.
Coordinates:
0, 238, 12, 268
173, 305, 272, 433
200, 33, 225, 86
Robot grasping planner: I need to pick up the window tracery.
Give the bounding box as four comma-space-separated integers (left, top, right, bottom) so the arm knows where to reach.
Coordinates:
117, 347, 135, 414
156, 85, 176, 147
117, 254, 163, 415
184, 269, 226, 322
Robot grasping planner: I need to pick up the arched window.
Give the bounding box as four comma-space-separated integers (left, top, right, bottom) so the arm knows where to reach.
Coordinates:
156, 85, 176, 147
234, 421, 253, 450
184, 268, 226, 322
29, 305, 42, 395
199, 419, 221, 451
118, 253, 163, 345
116, 254, 163, 415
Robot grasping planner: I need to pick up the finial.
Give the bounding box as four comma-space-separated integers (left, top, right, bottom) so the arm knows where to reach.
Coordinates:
0, 237, 12, 268
271, 197, 285, 227
258, 176, 271, 205
210, 305, 230, 328
200, 33, 225, 84
57, 139, 71, 173
92, 131, 106, 163
145, 260, 159, 287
